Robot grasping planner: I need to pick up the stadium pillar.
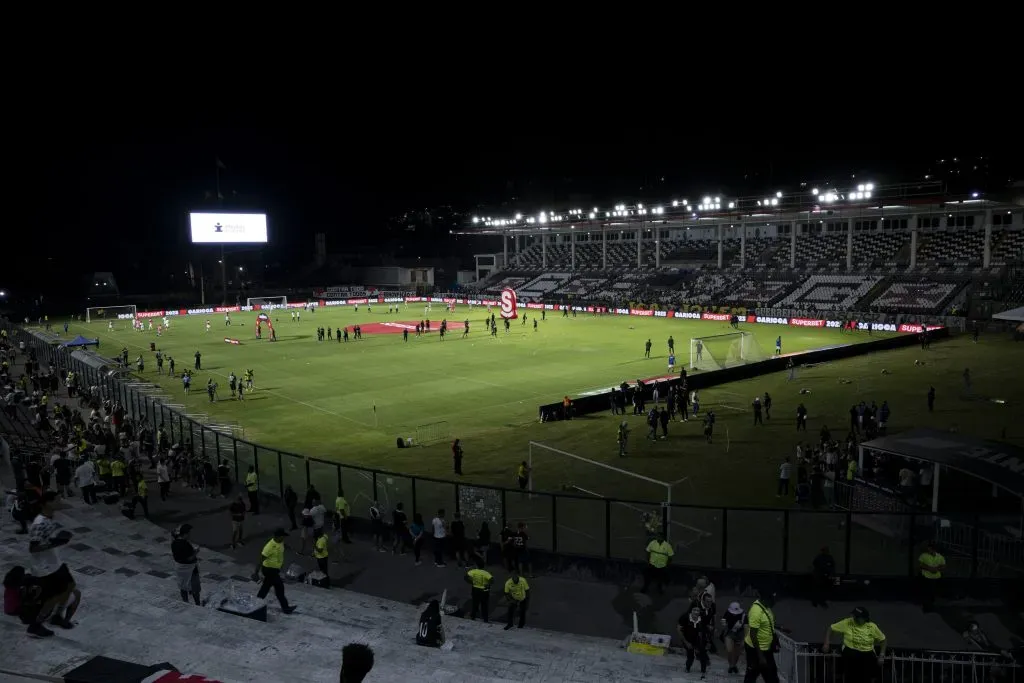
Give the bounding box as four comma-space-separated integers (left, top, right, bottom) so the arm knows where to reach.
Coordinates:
739, 223, 746, 269
542, 233, 547, 269
503, 234, 508, 270
910, 228, 918, 269
846, 220, 853, 271
602, 225, 607, 269
515, 234, 521, 267
571, 231, 576, 271
983, 211, 992, 268
789, 223, 797, 268
717, 224, 723, 269
654, 232, 660, 268
636, 225, 642, 268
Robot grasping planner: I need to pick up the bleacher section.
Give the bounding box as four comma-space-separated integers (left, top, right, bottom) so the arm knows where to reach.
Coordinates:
718, 276, 800, 307
779, 274, 883, 312
868, 278, 964, 314
918, 231, 986, 266
992, 230, 1024, 267
853, 233, 906, 269
519, 272, 570, 299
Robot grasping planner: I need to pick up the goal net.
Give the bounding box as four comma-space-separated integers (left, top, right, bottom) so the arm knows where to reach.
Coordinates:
414, 420, 451, 446
689, 331, 764, 372
247, 296, 289, 310
527, 441, 705, 557
85, 305, 137, 324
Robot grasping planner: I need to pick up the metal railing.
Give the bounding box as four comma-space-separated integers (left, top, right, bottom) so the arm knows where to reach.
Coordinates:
3, 320, 1019, 576
777, 632, 1021, 683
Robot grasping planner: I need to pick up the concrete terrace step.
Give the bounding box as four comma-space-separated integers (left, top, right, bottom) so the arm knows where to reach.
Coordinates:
1, 498, 724, 683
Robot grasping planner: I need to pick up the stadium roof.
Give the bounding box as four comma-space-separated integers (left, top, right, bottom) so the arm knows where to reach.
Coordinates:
992, 306, 1024, 323
862, 428, 1024, 497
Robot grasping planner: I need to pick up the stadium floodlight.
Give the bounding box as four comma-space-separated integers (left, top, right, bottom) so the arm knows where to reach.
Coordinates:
472, 216, 479, 224
728, 201, 735, 209
589, 212, 596, 219
812, 188, 819, 196
605, 212, 610, 217
686, 205, 692, 212
775, 191, 782, 198
515, 213, 522, 220
672, 200, 679, 207
637, 203, 644, 209
865, 183, 874, 191
770, 198, 778, 206
972, 192, 979, 198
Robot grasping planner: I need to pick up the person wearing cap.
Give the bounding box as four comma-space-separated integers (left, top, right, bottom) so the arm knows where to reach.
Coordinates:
823, 607, 886, 682
254, 528, 295, 614
721, 601, 746, 675
26, 491, 81, 637
171, 524, 201, 605
743, 589, 779, 683
918, 542, 945, 612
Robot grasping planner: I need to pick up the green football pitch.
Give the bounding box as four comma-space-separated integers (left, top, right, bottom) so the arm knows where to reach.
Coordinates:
66, 307, 1020, 514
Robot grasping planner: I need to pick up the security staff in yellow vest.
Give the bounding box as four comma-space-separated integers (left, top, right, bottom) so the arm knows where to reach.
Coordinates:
132, 476, 149, 518
313, 528, 330, 589
743, 589, 780, 683
918, 542, 945, 612
641, 532, 674, 594
823, 606, 886, 683
245, 465, 260, 515
110, 457, 127, 496
504, 568, 530, 630
464, 559, 493, 623
96, 455, 112, 490
254, 528, 295, 613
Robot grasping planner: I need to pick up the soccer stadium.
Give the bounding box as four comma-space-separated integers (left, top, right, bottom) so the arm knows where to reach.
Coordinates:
3, 168, 1023, 681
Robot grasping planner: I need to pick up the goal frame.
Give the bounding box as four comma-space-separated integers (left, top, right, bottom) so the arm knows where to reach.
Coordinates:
246, 295, 289, 310
414, 420, 451, 447
689, 331, 757, 371
85, 305, 137, 324
528, 441, 691, 541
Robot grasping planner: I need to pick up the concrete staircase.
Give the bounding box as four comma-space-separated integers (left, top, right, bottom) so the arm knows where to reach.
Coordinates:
0, 498, 716, 683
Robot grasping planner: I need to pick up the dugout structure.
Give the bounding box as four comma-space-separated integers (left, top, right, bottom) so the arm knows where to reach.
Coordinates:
85, 305, 137, 323
689, 331, 763, 372
415, 420, 451, 446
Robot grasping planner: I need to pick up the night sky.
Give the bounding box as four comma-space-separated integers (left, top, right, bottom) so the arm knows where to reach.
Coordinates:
11, 119, 1018, 304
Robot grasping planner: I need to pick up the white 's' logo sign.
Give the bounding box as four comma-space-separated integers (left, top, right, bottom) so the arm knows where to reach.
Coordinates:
500, 287, 518, 319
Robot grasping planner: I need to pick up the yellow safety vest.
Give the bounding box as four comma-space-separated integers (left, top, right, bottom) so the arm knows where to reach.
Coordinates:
467, 568, 492, 590
504, 577, 529, 602
261, 539, 285, 569
245, 472, 258, 492
313, 535, 329, 559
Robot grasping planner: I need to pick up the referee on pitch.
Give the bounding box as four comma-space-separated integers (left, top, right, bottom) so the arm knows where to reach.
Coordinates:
822, 606, 887, 683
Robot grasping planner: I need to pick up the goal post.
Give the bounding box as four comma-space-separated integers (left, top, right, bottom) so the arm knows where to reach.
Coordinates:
246, 295, 289, 309
689, 331, 764, 372
414, 420, 450, 446
85, 305, 137, 324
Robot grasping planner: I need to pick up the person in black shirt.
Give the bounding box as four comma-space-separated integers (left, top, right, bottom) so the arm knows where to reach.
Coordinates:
811, 547, 835, 608
677, 603, 710, 677
451, 512, 467, 567
513, 522, 532, 576
171, 524, 202, 605
284, 485, 299, 530
415, 600, 445, 648
391, 503, 409, 555
229, 496, 246, 549
54, 453, 73, 498
217, 460, 231, 498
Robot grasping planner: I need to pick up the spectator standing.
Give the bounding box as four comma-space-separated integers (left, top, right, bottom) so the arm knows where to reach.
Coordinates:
777, 458, 792, 497
334, 489, 351, 542
229, 495, 246, 549
244, 466, 259, 514
721, 602, 745, 675
284, 485, 298, 530
156, 458, 170, 502
811, 547, 835, 608
410, 513, 426, 566
74, 457, 97, 505
313, 528, 330, 588
451, 512, 467, 567
171, 524, 202, 605
452, 439, 464, 475
431, 509, 448, 567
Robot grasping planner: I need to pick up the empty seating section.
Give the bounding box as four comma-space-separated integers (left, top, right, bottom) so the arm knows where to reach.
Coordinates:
992, 230, 1024, 266
869, 279, 961, 313
520, 273, 570, 298
794, 234, 845, 268
720, 278, 799, 307
918, 231, 985, 266
853, 233, 906, 268
779, 274, 882, 312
